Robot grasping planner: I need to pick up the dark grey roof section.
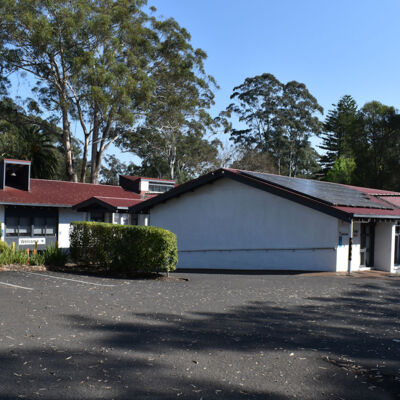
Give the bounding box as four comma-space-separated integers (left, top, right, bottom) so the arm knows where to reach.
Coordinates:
240, 171, 392, 209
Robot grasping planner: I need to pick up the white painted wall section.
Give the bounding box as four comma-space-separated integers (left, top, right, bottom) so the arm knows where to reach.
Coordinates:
150, 178, 340, 271
375, 222, 396, 273
138, 214, 149, 226
58, 208, 87, 248
336, 220, 351, 272
0, 205, 4, 241
139, 180, 149, 192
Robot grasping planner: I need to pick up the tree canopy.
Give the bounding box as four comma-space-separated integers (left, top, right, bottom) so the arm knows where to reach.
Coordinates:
221, 73, 323, 177
0, 0, 217, 183
1, 1, 399, 191
320, 97, 400, 190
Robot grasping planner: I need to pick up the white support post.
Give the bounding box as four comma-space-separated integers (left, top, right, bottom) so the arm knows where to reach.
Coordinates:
347, 219, 353, 275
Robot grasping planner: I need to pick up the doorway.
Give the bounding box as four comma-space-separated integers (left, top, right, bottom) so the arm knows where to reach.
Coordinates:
360, 222, 375, 268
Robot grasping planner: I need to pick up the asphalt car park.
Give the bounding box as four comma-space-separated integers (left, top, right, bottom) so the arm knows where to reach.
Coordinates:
0, 270, 399, 399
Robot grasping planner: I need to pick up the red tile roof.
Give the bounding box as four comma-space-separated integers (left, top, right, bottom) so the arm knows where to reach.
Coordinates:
0, 179, 142, 207
344, 184, 400, 196
2, 158, 31, 164
86, 196, 143, 209
380, 196, 400, 208
334, 206, 400, 217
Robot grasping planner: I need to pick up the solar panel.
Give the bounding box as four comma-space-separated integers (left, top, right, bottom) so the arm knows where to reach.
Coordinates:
240, 171, 392, 209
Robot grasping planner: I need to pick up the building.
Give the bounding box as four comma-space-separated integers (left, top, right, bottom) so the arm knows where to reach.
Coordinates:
0, 159, 175, 250
130, 168, 400, 274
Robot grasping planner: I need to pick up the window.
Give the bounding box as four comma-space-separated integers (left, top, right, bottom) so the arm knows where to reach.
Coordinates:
5, 207, 58, 237
90, 210, 105, 222
45, 217, 57, 235
5, 216, 18, 236
148, 183, 174, 193
112, 213, 131, 225
18, 217, 31, 236
33, 217, 46, 235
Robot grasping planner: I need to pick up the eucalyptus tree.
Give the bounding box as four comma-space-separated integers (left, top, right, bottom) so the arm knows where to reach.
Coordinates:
1, 0, 213, 183
117, 21, 219, 182
222, 73, 323, 176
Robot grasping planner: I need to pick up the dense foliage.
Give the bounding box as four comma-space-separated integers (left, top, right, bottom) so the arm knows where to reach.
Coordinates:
320, 96, 400, 190
0, 1, 399, 190
0, 0, 218, 183
70, 222, 177, 274
220, 73, 323, 178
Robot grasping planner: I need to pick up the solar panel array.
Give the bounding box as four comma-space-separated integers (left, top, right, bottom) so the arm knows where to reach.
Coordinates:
240, 171, 392, 209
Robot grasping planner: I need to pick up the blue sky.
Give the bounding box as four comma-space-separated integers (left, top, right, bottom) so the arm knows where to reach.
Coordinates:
151, 0, 400, 123
143, 0, 400, 159
9, 0, 400, 163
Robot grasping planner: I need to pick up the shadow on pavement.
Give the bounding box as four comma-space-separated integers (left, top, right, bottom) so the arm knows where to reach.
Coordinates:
0, 280, 399, 399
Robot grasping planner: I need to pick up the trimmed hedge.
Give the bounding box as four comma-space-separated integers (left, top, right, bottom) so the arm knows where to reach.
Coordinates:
69, 222, 178, 274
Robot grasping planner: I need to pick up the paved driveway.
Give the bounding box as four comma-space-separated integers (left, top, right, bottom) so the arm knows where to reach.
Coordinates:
0, 271, 399, 399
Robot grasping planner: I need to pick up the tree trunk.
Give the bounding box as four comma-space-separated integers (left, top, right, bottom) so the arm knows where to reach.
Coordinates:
80, 134, 90, 182
92, 147, 104, 184
169, 146, 176, 180
60, 100, 77, 182
90, 109, 100, 184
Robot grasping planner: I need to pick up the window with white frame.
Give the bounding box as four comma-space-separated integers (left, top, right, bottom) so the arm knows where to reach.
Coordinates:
113, 213, 130, 225
148, 182, 174, 193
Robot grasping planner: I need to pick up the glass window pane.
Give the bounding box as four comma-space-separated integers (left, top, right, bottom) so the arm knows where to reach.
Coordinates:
113, 213, 119, 224
148, 183, 174, 193
33, 217, 45, 235
45, 217, 57, 235
120, 214, 130, 225
5, 217, 18, 236
19, 217, 31, 236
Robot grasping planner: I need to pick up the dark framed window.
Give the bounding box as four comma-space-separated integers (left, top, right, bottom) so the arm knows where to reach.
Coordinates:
5, 216, 18, 236
33, 217, 46, 235
45, 217, 57, 235
5, 207, 57, 237
90, 210, 105, 222
148, 183, 174, 193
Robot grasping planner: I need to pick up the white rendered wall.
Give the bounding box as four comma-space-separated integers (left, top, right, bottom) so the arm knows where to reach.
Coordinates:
336, 221, 362, 272
150, 178, 340, 271
0, 205, 4, 241
336, 220, 350, 272
58, 208, 87, 248
138, 214, 149, 226
375, 222, 396, 273
140, 180, 149, 192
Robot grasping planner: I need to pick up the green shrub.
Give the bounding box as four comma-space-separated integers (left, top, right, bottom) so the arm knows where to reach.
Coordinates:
0, 248, 29, 265
29, 252, 45, 266
43, 245, 68, 267
0, 240, 9, 253
70, 222, 178, 274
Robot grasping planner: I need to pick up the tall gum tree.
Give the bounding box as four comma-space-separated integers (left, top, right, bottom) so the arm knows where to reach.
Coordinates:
221, 73, 323, 177
1, 0, 212, 183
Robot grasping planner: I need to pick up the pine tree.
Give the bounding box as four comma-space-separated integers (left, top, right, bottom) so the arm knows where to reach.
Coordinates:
319, 95, 358, 177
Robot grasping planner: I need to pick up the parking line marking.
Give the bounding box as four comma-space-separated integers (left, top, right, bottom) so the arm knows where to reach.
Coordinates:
23, 271, 115, 287
0, 281, 34, 290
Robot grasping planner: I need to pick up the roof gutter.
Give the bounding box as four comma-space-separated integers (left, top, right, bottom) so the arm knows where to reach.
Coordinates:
0, 201, 72, 208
